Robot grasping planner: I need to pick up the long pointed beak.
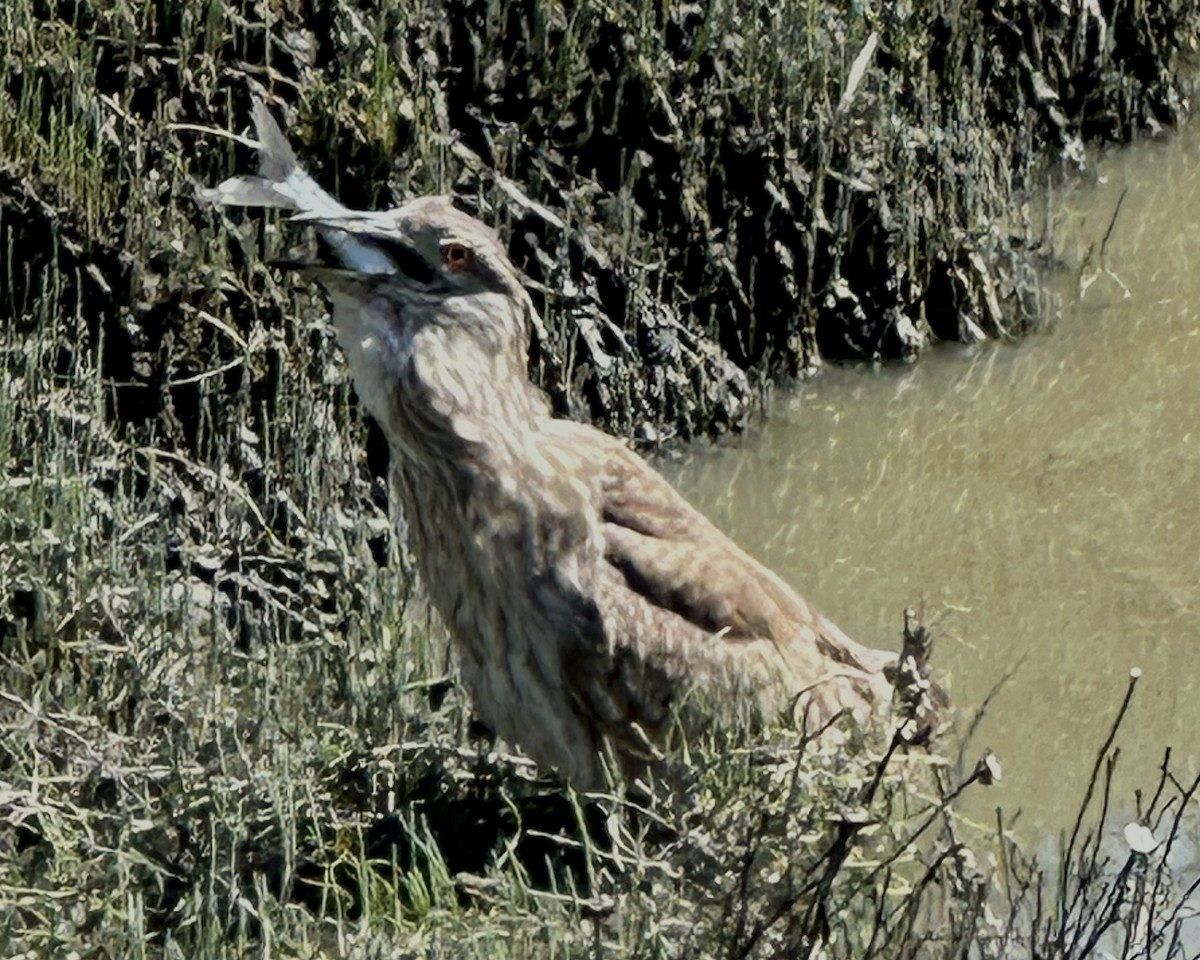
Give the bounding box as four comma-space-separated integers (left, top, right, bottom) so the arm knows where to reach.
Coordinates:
311, 227, 437, 286
270, 225, 437, 289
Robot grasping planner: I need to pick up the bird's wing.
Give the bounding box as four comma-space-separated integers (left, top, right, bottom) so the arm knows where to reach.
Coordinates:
540, 418, 896, 679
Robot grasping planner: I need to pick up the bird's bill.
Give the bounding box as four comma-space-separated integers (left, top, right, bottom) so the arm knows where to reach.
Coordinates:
315, 228, 437, 286
197, 97, 440, 290
270, 263, 397, 301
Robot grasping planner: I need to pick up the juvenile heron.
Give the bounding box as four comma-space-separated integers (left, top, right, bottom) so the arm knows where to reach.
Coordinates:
206, 101, 909, 788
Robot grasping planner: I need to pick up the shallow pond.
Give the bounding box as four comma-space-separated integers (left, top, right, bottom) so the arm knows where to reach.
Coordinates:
663, 121, 1200, 832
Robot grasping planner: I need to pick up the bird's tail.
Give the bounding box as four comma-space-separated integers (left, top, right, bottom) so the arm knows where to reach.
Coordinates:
200, 98, 348, 220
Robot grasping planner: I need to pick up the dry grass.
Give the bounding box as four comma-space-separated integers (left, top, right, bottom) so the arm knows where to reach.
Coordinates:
3, 0, 1200, 955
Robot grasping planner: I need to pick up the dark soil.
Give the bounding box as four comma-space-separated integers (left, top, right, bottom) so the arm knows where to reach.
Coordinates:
3, 0, 1197, 444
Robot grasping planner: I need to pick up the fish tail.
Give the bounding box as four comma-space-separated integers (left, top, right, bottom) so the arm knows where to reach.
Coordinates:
201, 97, 345, 218
250, 98, 299, 184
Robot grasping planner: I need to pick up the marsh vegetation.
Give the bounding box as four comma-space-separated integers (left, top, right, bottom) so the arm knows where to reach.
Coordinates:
3, 0, 1200, 955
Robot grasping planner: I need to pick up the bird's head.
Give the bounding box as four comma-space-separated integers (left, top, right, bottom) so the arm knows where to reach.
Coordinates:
308, 196, 522, 301
302, 196, 547, 460
204, 100, 546, 461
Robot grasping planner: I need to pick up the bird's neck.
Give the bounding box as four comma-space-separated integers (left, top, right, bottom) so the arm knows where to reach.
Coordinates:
384, 331, 574, 625
328, 284, 547, 471
385, 323, 550, 475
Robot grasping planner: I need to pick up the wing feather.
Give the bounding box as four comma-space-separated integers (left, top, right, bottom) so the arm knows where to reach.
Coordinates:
541, 419, 897, 686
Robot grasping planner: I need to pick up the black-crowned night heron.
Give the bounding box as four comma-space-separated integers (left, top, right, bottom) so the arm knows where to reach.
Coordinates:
204, 100, 914, 789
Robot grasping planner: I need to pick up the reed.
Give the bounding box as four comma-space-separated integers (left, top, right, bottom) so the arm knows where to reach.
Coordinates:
3, 0, 1199, 955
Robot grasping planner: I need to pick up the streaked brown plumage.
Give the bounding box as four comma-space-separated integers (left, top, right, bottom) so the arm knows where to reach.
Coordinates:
206, 100, 905, 788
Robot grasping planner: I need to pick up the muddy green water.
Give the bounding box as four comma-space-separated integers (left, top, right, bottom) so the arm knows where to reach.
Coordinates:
664, 123, 1200, 831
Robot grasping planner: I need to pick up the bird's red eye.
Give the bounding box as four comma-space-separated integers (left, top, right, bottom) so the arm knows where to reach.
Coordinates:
442, 242, 472, 271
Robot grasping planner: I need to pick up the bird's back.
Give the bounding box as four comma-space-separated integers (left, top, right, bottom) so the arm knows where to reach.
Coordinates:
395, 409, 900, 787
546, 420, 897, 729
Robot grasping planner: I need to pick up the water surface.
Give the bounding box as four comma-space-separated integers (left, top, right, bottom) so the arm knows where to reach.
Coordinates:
664, 122, 1200, 829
